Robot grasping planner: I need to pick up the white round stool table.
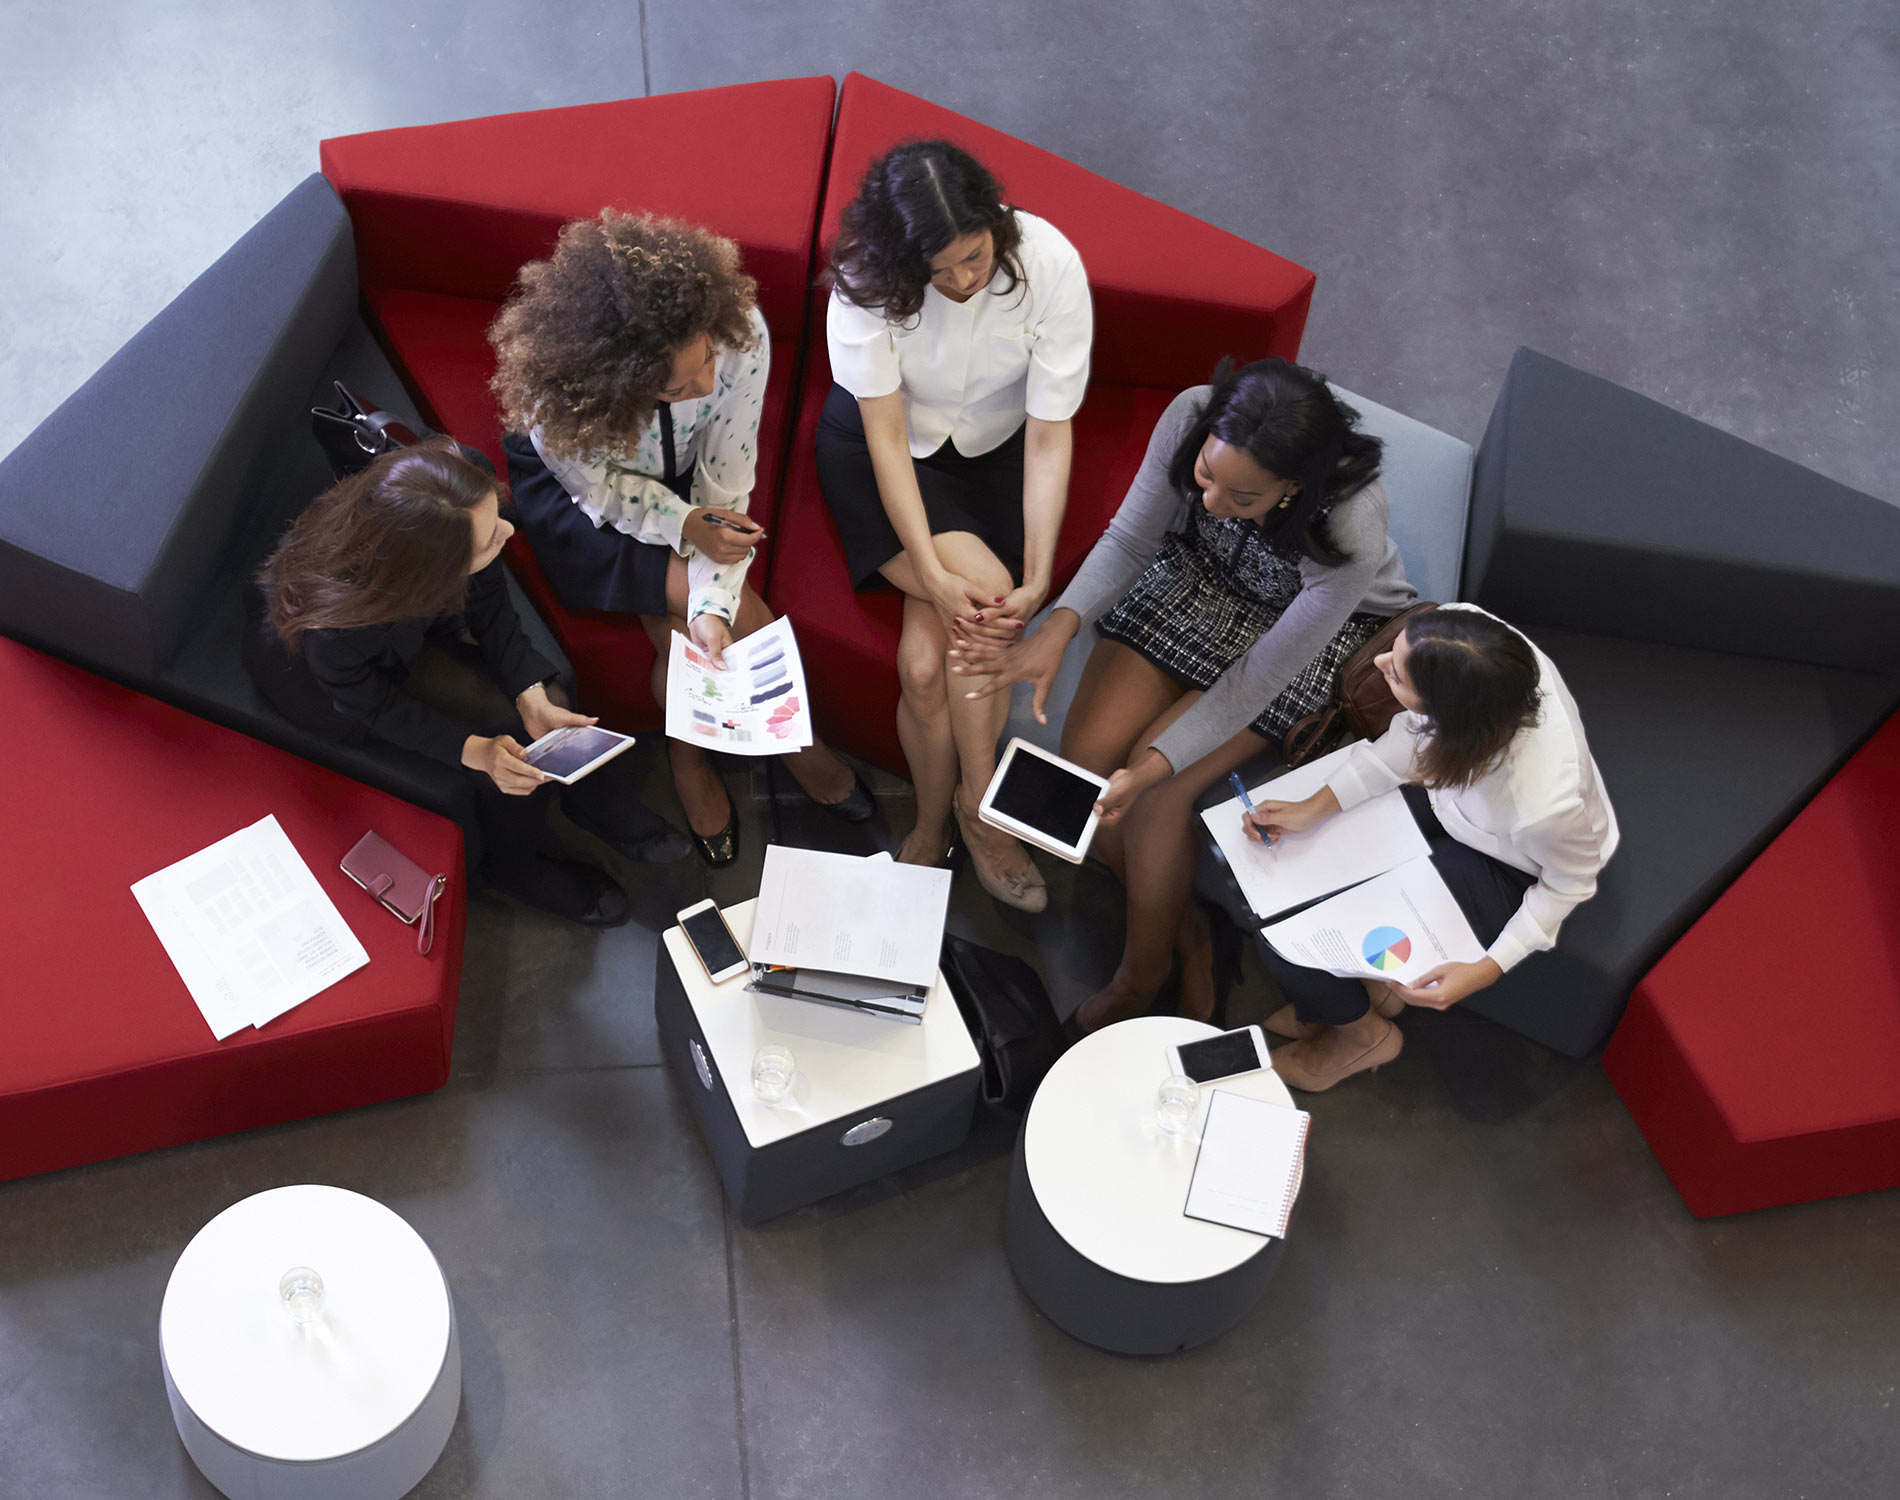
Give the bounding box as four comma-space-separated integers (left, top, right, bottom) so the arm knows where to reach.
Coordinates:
160, 1185, 461, 1500
1005, 1016, 1299, 1355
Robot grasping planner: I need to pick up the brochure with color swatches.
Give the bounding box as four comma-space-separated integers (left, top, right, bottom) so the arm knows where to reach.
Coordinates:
664, 615, 813, 754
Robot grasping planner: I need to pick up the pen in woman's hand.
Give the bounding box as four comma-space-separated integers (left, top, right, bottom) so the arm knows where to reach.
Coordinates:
701, 513, 763, 536
1230, 770, 1273, 846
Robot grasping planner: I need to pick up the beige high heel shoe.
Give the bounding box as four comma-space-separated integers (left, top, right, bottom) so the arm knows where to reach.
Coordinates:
952, 791, 1048, 913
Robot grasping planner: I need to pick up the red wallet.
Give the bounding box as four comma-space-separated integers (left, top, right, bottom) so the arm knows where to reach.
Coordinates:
340, 831, 449, 956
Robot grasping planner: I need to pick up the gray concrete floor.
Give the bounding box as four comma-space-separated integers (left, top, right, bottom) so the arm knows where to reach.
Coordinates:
4, 5, 1900, 1498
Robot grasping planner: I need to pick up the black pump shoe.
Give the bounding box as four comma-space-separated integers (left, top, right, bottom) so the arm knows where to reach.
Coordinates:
561, 796, 693, 864
492, 856, 630, 928
690, 801, 740, 868
811, 769, 877, 823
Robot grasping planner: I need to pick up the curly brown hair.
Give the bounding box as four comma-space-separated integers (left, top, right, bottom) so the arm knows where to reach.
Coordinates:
489, 210, 760, 461
260, 439, 496, 648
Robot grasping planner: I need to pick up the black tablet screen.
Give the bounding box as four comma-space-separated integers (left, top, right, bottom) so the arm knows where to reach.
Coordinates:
991, 751, 1100, 847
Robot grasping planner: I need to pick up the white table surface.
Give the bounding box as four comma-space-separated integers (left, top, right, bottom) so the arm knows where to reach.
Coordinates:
663, 898, 980, 1149
1023, 1016, 1300, 1285
159, 1185, 452, 1463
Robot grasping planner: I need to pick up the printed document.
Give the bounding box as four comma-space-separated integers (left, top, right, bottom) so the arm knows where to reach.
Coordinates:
132, 815, 369, 1040
1202, 743, 1428, 919
1183, 1090, 1311, 1239
1260, 854, 1484, 983
749, 845, 951, 988
665, 616, 813, 753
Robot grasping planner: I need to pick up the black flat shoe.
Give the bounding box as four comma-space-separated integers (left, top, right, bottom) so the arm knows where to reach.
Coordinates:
812, 769, 877, 823
690, 801, 740, 868
560, 795, 693, 864
492, 856, 630, 928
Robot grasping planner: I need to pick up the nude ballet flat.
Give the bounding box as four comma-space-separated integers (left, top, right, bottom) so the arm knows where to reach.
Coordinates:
1272, 1018, 1403, 1093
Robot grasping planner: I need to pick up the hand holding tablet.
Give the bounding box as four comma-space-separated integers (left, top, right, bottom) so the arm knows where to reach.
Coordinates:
977, 738, 1112, 863
520, 725, 637, 784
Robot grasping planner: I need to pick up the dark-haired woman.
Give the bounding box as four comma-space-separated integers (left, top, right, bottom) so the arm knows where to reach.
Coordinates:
489, 211, 872, 866
816, 139, 1093, 910
1243, 604, 1618, 1091
959, 359, 1413, 1028
246, 440, 689, 927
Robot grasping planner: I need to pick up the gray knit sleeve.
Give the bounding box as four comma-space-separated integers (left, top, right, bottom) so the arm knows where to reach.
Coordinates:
1050, 386, 1205, 630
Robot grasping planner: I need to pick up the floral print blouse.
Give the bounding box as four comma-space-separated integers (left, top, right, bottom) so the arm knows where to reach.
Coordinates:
530, 306, 769, 623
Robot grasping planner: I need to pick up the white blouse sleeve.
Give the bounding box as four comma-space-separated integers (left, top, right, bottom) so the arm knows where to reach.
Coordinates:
685, 316, 770, 623
533, 430, 691, 555
1326, 713, 1422, 809
1023, 241, 1092, 423
1486, 797, 1612, 972
826, 290, 902, 401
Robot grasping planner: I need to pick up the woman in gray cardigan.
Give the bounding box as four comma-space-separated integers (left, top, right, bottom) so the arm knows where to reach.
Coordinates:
957, 359, 1414, 1031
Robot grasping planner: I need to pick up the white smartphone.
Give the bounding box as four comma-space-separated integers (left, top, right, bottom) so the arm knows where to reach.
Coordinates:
677, 899, 749, 984
977, 737, 1112, 864
521, 725, 636, 784
1167, 1025, 1272, 1084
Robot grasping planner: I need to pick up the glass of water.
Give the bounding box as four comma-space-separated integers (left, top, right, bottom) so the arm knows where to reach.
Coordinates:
278, 1266, 325, 1327
751, 1045, 796, 1105
1154, 1073, 1201, 1137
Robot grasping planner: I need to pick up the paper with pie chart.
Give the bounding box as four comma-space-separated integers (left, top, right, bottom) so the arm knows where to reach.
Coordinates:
665, 615, 814, 754
1259, 855, 1484, 983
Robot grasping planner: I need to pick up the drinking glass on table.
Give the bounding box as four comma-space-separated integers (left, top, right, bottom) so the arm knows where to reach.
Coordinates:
751, 1045, 796, 1105
1154, 1073, 1201, 1137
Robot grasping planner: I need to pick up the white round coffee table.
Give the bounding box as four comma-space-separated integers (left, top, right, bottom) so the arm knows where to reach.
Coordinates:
159, 1185, 460, 1500
1004, 1015, 1299, 1354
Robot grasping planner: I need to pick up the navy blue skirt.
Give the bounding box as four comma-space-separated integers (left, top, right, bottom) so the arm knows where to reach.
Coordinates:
504, 433, 683, 616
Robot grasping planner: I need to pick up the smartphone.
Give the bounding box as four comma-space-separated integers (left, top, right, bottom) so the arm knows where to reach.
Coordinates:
677, 899, 748, 984
1167, 1025, 1272, 1084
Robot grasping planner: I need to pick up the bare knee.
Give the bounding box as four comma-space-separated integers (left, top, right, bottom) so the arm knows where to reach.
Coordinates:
897, 640, 948, 709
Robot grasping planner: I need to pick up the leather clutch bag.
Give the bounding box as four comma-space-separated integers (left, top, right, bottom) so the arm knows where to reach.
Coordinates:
340, 830, 449, 956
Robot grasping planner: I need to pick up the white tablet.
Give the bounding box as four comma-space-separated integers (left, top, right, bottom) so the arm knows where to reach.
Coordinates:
520, 725, 636, 784
977, 738, 1111, 864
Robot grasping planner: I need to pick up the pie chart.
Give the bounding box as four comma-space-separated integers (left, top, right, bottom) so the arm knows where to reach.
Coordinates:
1362, 925, 1412, 972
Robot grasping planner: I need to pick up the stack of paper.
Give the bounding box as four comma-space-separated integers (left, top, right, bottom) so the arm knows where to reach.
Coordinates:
132, 815, 369, 1040
746, 846, 952, 1023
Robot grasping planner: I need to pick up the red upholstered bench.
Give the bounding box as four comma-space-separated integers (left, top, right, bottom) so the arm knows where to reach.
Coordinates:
1603, 712, 1900, 1216
0, 639, 466, 1182
767, 73, 1317, 773
320, 77, 838, 733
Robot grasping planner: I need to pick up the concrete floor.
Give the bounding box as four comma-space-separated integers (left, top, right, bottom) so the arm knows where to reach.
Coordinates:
4, 4, 1900, 1498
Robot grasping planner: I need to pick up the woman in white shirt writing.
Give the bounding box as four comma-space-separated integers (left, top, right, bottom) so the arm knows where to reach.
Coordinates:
491, 212, 871, 867
816, 141, 1093, 910
1246, 605, 1618, 1091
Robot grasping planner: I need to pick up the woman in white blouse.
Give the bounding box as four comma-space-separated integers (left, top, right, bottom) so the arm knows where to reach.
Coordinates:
1244, 605, 1619, 1091
491, 211, 870, 866
816, 141, 1093, 910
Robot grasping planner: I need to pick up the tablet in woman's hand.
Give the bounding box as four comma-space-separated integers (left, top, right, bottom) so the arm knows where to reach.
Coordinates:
978, 738, 1111, 864
521, 725, 636, 784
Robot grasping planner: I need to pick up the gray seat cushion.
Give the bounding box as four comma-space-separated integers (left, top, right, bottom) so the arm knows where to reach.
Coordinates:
0, 174, 356, 678
1465, 347, 1900, 675
1329, 382, 1471, 605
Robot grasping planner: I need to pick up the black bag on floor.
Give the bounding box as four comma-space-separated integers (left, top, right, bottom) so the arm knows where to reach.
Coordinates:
940, 935, 1066, 1112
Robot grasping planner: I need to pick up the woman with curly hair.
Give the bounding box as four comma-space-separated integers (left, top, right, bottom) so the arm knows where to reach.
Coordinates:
1242, 604, 1617, 1091
490, 211, 871, 866
958, 360, 1415, 1030
815, 140, 1093, 911
246, 440, 689, 927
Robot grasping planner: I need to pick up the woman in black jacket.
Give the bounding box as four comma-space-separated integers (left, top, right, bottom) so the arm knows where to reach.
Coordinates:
246, 440, 686, 925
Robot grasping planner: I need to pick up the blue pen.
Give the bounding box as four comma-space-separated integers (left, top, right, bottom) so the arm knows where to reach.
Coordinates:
1229, 772, 1273, 846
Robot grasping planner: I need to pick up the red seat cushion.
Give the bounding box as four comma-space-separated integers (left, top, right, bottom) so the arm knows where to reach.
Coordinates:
1604, 711, 1900, 1215
767, 73, 1316, 773
321, 79, 835, 729
0, 639, 466, 1182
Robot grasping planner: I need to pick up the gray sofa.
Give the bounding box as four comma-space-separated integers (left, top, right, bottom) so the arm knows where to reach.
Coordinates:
0, 174, 566, 872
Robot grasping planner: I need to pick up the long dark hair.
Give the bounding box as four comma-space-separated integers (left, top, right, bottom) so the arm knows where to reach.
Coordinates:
260, 439, 497, 648
1167, 358, 1384, 565
827, 140, 1025, 324
1405, 610, 1543, 789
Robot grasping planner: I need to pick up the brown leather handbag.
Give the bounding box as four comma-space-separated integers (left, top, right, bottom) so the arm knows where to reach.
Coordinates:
1282, 602, 1438, 767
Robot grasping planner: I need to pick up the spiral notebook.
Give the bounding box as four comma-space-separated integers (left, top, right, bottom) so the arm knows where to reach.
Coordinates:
1182, 1089, 1311, 1239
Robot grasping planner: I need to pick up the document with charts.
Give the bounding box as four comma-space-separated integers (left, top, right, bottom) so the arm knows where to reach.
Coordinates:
1201, 743, 1429, 920
1259, 854, 1484, 983
665, 616, 813, 753
132, 815, 369, 1040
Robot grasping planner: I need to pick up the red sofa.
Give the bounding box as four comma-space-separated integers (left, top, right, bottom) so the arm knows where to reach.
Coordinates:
766, 74, 1318, 773
0, 639, 467, 1182
321, 77, 839, 731
1602, 712, 1900, 1216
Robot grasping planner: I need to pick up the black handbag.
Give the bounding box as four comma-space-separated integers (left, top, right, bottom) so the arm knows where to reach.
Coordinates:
939, 935, 1067, 1112
310, 380, 433, 479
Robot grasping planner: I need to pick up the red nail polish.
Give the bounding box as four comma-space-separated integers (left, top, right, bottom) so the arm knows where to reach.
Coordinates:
974, 613, 984, 622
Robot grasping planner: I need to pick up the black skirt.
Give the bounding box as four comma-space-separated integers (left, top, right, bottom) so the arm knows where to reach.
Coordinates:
504, 432, 683, 616
813, 383, 1025, 591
